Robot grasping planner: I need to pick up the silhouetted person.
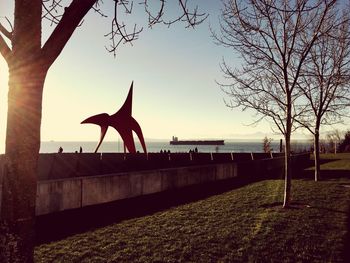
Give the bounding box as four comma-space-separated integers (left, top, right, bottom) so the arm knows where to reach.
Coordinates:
58, 147, 63, 153
195, 147, 198, 153
160, 150, 163, 153
167, 150, 170, 154
79, 146, 83, 153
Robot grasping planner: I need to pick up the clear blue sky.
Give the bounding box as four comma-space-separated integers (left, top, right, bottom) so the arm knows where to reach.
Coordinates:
0, 1, 336, 152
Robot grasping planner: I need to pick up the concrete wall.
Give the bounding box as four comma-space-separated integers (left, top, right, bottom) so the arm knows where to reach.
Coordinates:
35, 162, 238, 215
0, 153, 310, 216
19, 152, 277, 180
36, 178, 82, 215
0, 152, 287, 181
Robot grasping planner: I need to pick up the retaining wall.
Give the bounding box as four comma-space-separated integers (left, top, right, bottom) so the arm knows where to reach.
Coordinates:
0, 152, 301, 181
0, 152, 310, 216
35, 163, 237, 215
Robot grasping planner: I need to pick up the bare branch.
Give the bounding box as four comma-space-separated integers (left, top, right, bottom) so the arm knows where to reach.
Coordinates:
297, 7, 350, 133
170, 0, 208, 28
0, 34, 11, 63
104, 0, 143, 57
41, 0, 207, 62
142, 0, 165, 27
42, 0, 64, 25
0, 23, 12, 40
92, 1, 108, 18
215, 0, 341, 139
42, 0, 97, 69
105, 0, 207, 56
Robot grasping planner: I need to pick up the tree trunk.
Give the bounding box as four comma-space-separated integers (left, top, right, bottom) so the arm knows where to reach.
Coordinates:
283, 97, 292, 208
283, 132, 292, 208
279, 139, 283, 153
314, 128, 321, 181
0, 1, 43, 262
0, 64, 47, 262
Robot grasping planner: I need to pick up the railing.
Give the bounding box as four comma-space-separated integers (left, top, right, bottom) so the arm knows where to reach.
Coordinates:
0, 152, 307, 181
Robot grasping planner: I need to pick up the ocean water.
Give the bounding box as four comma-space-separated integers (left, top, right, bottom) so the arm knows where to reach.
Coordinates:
39, 140, 312, 153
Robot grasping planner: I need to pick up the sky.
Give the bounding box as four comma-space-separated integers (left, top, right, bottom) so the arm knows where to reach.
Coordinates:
0, 1, 346, 152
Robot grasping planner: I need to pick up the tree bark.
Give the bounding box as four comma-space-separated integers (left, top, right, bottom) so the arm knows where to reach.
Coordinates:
0, 1, 43, 262
0, 64, 47, 262
314, 127, 321, 181
0, 1, 96, 260
283, 132, 292, 208
283, 98, 292, 208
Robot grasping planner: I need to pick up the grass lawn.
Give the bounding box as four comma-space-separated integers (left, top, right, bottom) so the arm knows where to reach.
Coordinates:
319, 153, 350, 160
35, 178, 350, 262
307, 153, 350, 171
319, 153, 350, 170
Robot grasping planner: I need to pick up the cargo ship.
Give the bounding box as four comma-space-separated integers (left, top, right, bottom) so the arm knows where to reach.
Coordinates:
170, 136, 225, 145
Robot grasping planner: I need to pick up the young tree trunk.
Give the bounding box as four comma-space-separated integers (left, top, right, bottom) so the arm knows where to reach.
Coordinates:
283, 132, 292, 208
283, 101, 292, 208
314, 128, 321, 181
0, 64, 47, 262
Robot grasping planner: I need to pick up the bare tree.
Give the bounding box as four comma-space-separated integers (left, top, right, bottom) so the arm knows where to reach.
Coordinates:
326, 129, 343, 153
338, 130, 350, 152
262, 136, 273, 153
213, 0, 338, 208
0, 1, 206, 262
295, 11, 350, 181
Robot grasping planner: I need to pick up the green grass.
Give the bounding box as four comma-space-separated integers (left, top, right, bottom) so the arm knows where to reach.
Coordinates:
320, 153, 350, 170
307, 153, 350, 170
35, 178, 350, 262
320, 160, 350, 170
320, 153, 350, 160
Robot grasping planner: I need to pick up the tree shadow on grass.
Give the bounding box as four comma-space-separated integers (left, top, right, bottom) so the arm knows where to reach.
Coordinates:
260, 201, 311, 210
320, 170, 350, 179
35, 176, 256, 245
302, 169, 350, 180
262, 200, 348, 215
309, 205, 347, 215
304, 158, 340, 168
